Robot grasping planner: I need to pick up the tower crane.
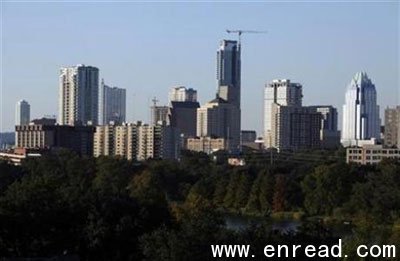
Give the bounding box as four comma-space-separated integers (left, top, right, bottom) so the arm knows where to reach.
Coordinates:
226, 29, 267, 45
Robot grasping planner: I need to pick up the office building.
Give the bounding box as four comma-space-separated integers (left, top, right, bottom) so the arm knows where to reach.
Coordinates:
341, 72, 380, 147
15, 123, 94, 156
347, 145, 400, 165
59, 64, 99, 126
384, 106, 400, 148
217, 40, 241, 109
196, 97, 240, 150
186, 137, 226, 154
307, 106, 340, 148
264, 79, 303, 147
169, 86, 197, 103
151, 106, 170, 125
99, 79, 126, 125
169, 100, 199, 138
216, 40, 241, 152
241, 130, 257, 143
270, 104, 322, 151
15, 100, 30, 126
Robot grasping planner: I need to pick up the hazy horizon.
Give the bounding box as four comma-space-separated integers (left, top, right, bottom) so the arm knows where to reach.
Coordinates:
1, 1, 399, 134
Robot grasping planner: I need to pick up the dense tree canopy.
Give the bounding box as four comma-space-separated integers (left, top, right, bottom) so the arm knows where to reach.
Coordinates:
0, 149, 398, 259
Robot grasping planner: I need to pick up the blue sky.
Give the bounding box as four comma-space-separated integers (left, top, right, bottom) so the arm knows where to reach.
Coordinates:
1, 1, 399, 134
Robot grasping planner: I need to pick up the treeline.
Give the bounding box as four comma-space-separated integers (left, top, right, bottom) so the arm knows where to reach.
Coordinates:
0, 149, 399, 260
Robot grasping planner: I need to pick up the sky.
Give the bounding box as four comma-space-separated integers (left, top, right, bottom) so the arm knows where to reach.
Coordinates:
1, 1, 399, 135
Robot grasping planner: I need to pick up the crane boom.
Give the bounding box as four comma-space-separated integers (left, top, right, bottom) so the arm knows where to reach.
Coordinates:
226, 29, 267, 44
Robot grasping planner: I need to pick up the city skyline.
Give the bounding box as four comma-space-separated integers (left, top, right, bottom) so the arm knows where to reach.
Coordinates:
2, 2, 399, 134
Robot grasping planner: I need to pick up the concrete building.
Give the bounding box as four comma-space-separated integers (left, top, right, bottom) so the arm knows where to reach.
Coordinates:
151, 106, 170, 126
341, 72, 381, 147
15, 100, 30, 126
93, 122, 180, 161
196, 97, 240, 151
217, 40, 241, 109
307, 106, 340, 148
99, 79, 126, 125
384, 106, 400, 148
241, 130, 257, 143
16, 123, 94, 156
0, 148, 44, 166
169, 86, 197, 103
270, 104, 322, 151
346, 145, 400, 165
169, 101, 199, 138
186, 137, 226, 154
264, 79, 303, 148
216, 39, 241, 152
59, 64, 99, 126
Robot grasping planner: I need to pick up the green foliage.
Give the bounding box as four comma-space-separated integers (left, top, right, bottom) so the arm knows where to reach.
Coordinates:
0, 148, 398, 259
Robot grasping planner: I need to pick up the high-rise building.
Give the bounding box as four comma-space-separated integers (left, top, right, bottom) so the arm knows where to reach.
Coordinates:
169, 86, 197, 103
384, 106, 400, 148
169, 100, 200, 138
307, 106, 340, 148
270, 104, 322, 151
15, 100, 30, 126
341, 72, 381, 147
99, 79, 126, 125
59, 64, 99, 126
151, 106, 170, 126
196, 97, 240, 150
264, 79, 303, 147
217, 40, 241, 109
93, 122, 180, 161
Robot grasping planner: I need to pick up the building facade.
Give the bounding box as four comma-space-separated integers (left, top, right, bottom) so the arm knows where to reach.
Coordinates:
169, 101, 199, 138
347, 145, 400, 165
16, 123, 94, 156
99, 79, 126, 125
93, 122, 180, 161
307, 106, 340, 148
59, 64, 99, 126
186, 137, 226, 154
341, 72, 380, 147
151, 106, 170, 126
15, 100, 30, 126
384, 106, 400, 148
169, 86, 197, 103
264, 79, 303, 148
270, 104, 322, 151
196, 97, 240, 151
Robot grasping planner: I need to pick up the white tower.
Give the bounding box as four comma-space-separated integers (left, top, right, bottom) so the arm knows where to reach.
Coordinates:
341, 72, 380, 147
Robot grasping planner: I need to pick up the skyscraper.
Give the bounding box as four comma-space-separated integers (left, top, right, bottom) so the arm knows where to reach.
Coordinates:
215, 40, 241, 151
15, 100, 30, 126
99, 79, 126, 125
341, 72, 380, 147
264, 79, 303, 148
59, 64, 99, 126
217, 40, 241, 108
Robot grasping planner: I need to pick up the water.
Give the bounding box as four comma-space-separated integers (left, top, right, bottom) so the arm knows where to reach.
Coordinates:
224, 214, 300, 232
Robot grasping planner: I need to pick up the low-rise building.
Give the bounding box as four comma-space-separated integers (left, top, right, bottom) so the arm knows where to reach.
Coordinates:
346, 145, 400, 165
0, 148, 44, 165
186, 137, 226, 154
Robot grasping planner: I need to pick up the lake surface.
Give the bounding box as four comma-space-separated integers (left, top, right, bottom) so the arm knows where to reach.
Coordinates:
224, 214, 300, 232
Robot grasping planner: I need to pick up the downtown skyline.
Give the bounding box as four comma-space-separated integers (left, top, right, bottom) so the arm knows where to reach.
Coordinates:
1, 2, 399, 134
